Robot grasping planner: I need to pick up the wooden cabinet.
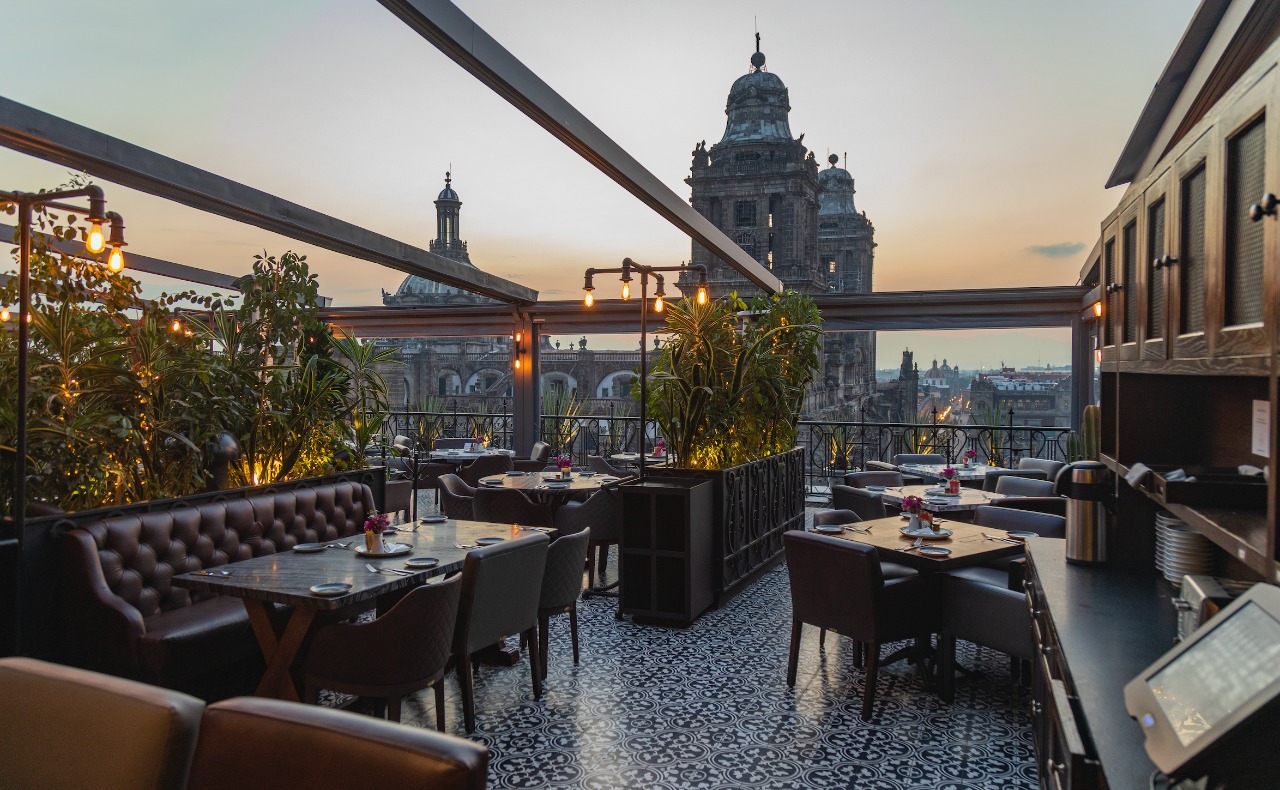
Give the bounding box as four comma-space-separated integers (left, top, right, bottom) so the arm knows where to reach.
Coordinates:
618, 478, 713, 625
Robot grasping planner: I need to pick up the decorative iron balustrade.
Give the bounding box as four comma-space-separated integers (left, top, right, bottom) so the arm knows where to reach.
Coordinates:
381, 409, 1073, 490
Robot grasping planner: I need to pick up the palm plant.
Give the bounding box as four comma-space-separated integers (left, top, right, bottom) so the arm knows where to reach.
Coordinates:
541, 387, 585, 455
329, 333, 402, 467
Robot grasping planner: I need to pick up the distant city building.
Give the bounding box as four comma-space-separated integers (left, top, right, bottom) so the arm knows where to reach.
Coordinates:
963, 366, 1073, 427
681, 39, 877, 419
876, 350, 920, 423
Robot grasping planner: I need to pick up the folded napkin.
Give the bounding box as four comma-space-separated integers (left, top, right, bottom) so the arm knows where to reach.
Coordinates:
1125, 462, 1152, 488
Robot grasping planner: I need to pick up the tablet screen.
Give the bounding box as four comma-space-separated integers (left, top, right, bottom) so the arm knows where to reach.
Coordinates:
1148, 602, 1280, 746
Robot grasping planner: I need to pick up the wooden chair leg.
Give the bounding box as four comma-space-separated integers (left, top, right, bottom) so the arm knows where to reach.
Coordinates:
569, 602, 580, 665
388, 696, 402, 723
434, 681, 446, 732
459, 653, 476, 734
539, 613, 551, 681
525, 626, 542, 700
861, 643, 880, 721
786, 620, 802, 686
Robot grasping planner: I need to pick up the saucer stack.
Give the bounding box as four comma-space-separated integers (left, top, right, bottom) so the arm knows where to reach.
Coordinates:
1154, 512, 1215, 586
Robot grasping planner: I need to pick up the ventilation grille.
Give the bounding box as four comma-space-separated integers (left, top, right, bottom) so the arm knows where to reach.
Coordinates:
1226, 116, 1266, 325
1181, 166, 1206, 334
1123, 221, 1138, 343
1147, 200, 1166, 339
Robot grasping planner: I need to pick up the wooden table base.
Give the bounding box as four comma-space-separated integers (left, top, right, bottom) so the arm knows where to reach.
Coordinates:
243, 599, 317, 701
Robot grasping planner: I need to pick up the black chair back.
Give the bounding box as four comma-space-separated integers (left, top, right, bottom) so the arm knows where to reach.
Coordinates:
972, 504, 1065, 537
993, 476, 1056, 497
473, 488, 550, 527
812, 508, 861, 529
843, 470, 903, 489
892, 453, 944, 466
438, 474, 476, 521
831, 485, 888, 520
553, 486, 621, 541
539, 529, 591, 611
529, 442, 552, 464
455, 533, 549, 654
783, 530, 883, 643
982, 468, 1048, 492
457, 454, 515, 486
1018, 457, 1066, 479
985, 496, 1066, 517
587, 455, 628, 477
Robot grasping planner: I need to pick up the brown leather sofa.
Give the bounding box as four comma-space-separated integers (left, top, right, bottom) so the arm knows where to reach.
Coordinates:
58, 482, 374, 691
0, 657, 488, 790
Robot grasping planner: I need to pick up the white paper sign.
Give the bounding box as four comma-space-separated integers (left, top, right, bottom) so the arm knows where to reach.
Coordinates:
1252, 400, 1270, 458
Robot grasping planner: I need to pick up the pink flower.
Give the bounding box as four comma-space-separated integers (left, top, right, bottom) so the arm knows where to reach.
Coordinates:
901, 495, 924, 514
364, 511, 391, 533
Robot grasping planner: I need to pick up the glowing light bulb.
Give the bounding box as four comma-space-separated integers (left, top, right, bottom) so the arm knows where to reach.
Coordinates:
86, 222, 105, 253
171, 319, 181, 332
0, 307, 8, 322
584, 291, 594, 307
514, 357, 522, 370
654, 296, 664, 312
25, 312, 32, 323
1095, 349, 1102, 363
697, 286, 708, 305
107, 246, 124, 272
1092, 301, 1102, 317
621, 282, 630, 300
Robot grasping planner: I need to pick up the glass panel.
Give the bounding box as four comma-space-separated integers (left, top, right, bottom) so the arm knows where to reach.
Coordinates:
1181, 166, 1207, 334
1147, 199, 1166, 339
1226, 116, 1266, 326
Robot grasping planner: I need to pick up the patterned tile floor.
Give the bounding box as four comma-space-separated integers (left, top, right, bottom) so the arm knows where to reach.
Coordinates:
377, 510, 1037, 790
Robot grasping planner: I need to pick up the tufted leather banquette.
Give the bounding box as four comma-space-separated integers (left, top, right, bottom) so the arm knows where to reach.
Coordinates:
58, 482, 374, 690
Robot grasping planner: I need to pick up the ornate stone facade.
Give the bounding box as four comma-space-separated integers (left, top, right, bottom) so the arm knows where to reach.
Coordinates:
681, 42, 878, 419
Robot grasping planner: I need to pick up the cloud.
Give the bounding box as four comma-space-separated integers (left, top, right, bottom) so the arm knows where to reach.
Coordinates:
1027, 242, 1087, 259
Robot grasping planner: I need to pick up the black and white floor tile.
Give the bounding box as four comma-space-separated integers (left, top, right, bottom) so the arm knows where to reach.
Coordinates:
373, 534, 1036, 790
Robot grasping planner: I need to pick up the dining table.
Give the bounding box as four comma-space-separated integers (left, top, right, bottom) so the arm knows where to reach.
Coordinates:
818, 515, 1026, 572
897, 463, 1006, 484
172, 518, 555, 701
426, 448, 516, 464
610, 452, 667, 466
871, 483, 1013, 515
479, 470, 620, 517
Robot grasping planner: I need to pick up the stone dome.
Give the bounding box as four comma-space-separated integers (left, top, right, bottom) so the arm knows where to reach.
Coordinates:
818, 159, 856, 216
437, 183, 459, 201
720, 51, 793, 144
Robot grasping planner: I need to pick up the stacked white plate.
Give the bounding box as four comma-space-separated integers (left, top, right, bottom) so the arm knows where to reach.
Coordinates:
1155, 512, 1215, 586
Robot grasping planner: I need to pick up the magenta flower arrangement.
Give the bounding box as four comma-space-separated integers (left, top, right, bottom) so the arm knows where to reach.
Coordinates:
654, 438, 667, 456
363, 511, 391, 533
964, 449, 978, 460
901, 495, 924, 514
939, 466, 958, 480
554, 454, 572, 469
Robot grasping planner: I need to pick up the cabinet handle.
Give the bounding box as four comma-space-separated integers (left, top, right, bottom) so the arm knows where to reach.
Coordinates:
1031, 700, 1043, 715
1152, 254, 1177, 269
1105, 282, 1122, 294
1249, 192, 1278, 221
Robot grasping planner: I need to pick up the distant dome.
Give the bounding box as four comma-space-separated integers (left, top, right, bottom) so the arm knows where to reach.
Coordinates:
395, 276, 466, 298
437, 171, 459, 202
818, 161, 856, 216
720, 50, 792, 144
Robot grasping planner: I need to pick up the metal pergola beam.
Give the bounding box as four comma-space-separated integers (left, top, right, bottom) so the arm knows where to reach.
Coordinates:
0, 223, 242, 291
321, 286, 1090, 337
0, 96, 537, 304
376, 0, 782, 295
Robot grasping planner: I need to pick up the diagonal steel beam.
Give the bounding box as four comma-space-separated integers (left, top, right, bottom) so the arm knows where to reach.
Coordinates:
376, 0, 782, 295
0, 96, 536, 304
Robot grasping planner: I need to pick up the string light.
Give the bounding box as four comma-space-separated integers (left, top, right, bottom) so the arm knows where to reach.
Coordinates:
0, 307, 8, 322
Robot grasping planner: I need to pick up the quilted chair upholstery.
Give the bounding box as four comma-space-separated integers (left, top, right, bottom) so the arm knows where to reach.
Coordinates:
843, 470, 904, 489
513, 441, 553, 473
553, 486, 621, 592
456, 454, 514, 486
473, 487, 551, 528
587, 455, 629, 477
305, 575, 462, 729
981, 468, 1048, 491
438, 474, 476, 521
59, 482, 374, 689
993, 475, 1056, 497
831, 485, 891, 520
891, 453, 945, 466
537, 529, 591, 679
452, 533, 549, 733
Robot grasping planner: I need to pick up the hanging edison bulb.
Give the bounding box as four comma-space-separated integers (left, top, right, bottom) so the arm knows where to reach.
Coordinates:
621, 281, 630, 301
85, 221, 105, 253
107, 245, 124, 272
653, 295, 664, 312
697, 286, 708, 305
0, 307, 9, 322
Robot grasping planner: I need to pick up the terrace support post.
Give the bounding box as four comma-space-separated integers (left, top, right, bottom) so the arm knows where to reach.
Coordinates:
1070, 312, 1089, 432
511, 315, 540, 457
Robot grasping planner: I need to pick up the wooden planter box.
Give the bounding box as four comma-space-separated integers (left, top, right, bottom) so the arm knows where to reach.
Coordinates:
646, 447, 806, 605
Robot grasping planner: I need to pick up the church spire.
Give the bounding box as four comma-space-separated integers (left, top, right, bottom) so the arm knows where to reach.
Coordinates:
431, 170, 469, 264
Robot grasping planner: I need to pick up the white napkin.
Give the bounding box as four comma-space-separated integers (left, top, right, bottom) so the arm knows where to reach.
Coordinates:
1125, 462, 1151, 488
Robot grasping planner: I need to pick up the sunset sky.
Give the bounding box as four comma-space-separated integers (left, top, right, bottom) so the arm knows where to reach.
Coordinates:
2, 0, 1198, 366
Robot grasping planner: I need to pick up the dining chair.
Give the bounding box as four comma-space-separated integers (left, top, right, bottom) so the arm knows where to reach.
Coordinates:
949, 505, 1067, 590
472, 487, 551, 528
993, 475, 1056, 497
1017, 457, 1066, 481
587, 455, 629, 477
553, 486, 621, 593
391, 434, 414, 456
937, 574, 1033, 703
891, 453, 945, 466
452, 533, 549, 733
985, 496, 1066, 517
414, 459, 458, 512
843, 470, 904, 489
865, 460, 923, 485
536, 529, 591, 679
456, 454, 514, 487
303, 575, 461, 728
830, 485, 889, 520
783, 530, 938, 720
438, 474, 476, 521
513, 441, 553, 473
809, 509, 919, 652
981, 468, 1048, 492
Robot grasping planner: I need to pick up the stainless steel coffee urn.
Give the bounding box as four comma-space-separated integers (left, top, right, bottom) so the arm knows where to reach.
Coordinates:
1054, 461, 1109, 564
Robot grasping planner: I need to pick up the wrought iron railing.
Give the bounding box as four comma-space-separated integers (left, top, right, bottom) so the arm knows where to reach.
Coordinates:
382, 409, 1072, 490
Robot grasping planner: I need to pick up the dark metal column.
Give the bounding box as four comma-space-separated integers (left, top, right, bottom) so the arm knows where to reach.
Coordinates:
511, 314, 540, 456
1070, 312, 1091, 431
